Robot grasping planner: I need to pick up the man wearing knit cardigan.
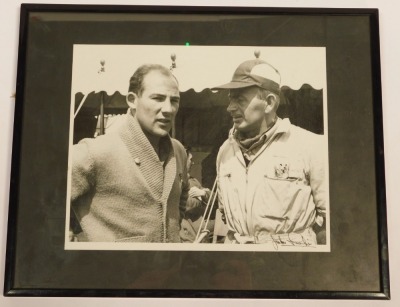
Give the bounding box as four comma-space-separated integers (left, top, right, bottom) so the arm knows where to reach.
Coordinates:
70, 64, 189, 243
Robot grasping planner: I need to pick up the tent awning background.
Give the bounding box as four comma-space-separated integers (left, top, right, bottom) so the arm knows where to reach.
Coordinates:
73, 84, 323, 143
71, 45, 327, 94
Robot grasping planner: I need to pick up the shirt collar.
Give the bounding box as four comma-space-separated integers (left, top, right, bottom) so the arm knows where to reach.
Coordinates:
231, 117, 290, 151
122, 111, 173, 164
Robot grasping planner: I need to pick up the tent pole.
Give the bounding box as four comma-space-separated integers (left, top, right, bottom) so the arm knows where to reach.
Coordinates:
74, 93, 88, 119
100, 91, 105, 135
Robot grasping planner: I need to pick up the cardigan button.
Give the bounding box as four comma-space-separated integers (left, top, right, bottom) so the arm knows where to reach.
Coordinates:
134, 158, 141, 165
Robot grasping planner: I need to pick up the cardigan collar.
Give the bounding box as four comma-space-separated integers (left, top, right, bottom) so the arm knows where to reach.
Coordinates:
119, 111, 177, 203
228, 117, 291, 166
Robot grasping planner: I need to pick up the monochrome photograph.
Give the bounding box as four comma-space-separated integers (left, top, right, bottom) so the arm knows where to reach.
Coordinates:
66, 45, 330, 251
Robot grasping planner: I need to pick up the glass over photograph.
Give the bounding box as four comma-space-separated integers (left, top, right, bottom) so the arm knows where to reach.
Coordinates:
5, 5, 388, 298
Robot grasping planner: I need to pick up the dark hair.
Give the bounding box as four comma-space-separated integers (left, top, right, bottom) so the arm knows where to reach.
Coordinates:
128, 64, 178, 96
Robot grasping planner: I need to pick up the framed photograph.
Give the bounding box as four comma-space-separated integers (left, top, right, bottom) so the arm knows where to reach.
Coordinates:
4, 4, 389, 299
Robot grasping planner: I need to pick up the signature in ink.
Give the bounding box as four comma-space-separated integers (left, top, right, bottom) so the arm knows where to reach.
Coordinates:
266, 233, 315, 250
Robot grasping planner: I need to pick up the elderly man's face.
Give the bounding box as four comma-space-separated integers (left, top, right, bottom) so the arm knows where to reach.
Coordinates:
227, 86, 267, 137
135, 70, 180, 138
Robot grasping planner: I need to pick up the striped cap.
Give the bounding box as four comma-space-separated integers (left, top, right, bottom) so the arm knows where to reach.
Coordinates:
212, 59, 281, 94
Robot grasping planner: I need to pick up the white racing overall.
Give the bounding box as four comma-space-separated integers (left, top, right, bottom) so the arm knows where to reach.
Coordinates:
217, 118, 326, 245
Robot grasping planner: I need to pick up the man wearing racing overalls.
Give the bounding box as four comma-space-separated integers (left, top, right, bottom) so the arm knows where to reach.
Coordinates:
213, 58, 327, 246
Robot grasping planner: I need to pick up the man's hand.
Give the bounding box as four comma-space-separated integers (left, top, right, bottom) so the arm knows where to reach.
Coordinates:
188, 186, 207, 199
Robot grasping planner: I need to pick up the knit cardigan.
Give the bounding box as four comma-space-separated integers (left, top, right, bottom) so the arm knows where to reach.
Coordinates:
71, 113, 189, 243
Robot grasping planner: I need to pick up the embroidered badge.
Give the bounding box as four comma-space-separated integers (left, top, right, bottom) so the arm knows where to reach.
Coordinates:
275, 161, 289, 179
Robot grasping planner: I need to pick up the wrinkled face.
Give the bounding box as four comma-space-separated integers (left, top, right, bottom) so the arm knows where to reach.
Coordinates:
134, 70, 180, 138
227, 86, 266, 136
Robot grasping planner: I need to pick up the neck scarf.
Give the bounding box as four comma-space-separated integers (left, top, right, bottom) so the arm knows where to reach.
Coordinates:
234, 118, 280, 163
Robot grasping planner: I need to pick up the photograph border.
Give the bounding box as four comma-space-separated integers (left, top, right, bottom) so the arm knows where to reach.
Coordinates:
4, 4, 389, 299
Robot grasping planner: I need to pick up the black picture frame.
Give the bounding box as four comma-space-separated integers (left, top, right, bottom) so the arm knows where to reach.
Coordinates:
4, 4, 389, 299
